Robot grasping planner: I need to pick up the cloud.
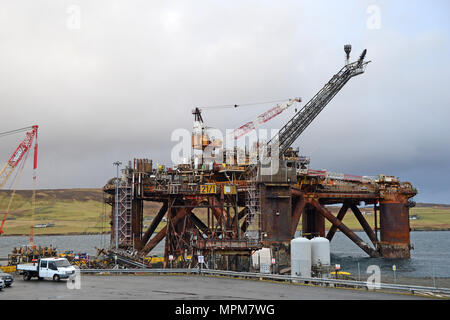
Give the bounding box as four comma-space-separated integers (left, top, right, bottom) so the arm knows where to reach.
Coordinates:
0, 1, 449, 203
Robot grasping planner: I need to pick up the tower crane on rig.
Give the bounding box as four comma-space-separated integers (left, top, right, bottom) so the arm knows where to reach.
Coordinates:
240, 46, 371, 236
0, 125, 39, 241
267, 47, 370, 157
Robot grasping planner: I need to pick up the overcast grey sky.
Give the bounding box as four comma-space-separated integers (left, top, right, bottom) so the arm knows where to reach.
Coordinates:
0, 1, 449, 203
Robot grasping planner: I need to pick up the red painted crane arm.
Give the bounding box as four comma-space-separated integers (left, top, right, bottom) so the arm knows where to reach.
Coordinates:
0, 125, 38, 235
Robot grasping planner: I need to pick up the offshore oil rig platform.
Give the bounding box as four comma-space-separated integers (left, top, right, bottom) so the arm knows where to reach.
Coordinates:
103, 46, 417, 271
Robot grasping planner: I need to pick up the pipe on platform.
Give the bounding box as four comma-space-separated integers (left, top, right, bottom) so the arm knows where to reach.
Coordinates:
310, 199, 379, 258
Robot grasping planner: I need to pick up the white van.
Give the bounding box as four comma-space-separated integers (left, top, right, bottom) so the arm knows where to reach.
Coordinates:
17, 258, 76, 282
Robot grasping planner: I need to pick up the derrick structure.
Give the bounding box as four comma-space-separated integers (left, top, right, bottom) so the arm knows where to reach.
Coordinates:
103, 48, 417, 270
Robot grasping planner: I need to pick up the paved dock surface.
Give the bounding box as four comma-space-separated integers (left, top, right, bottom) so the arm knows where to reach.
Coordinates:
0, 274, 431, 300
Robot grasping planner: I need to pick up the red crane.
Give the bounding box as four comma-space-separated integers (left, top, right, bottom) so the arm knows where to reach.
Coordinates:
230, 98, 301, 139
0, 125, 38, 241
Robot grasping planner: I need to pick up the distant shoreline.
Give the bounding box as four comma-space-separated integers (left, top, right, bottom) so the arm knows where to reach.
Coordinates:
2, 228, 449, 237
0, 231, 111, 237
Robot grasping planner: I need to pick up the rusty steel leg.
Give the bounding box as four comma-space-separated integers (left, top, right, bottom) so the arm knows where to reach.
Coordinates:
311, 199, 379, 258
167, 207, 193, 248
140, 201, 168, 248
140, 206, 192, 256
302, 205, 325, 239
232, 207, 247, 232
189, 212, 209, 235
290, 195, 306, 237
209, 196, 224, 224
241, 215, 250, 233
132, 199, 144, 247
326, 202, 349, 241
374, 203, 379, 240
350, 203, 378, 247
302, 205, 313, 239
237, 207, 248, 220
140, 225, 167, 256
379, 200, 411, 258
171, 214, 188, 257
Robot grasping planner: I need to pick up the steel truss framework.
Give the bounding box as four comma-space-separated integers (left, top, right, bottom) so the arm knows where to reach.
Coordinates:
105, 167, 416, 272
103, 49, 416, 270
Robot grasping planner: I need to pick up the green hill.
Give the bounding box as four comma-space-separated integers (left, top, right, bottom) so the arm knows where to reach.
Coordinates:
0, 189, 107, 236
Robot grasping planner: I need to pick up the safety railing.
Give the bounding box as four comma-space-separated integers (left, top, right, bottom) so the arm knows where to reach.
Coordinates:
78, 268, 450, 296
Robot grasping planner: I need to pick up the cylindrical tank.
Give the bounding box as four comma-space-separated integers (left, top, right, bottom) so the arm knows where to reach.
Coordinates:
290, 237, 311, 278
252, 248, 272, 268
311, 237, 330, 267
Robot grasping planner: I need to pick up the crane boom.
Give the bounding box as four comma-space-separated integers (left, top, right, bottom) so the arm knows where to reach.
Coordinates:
0, 125, 38, 189
268, 50, 370, 156
230, 98, 301, 140
0, 125, 38, 236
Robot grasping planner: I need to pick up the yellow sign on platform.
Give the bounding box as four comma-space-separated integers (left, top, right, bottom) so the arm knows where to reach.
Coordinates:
200, 184, 217, 194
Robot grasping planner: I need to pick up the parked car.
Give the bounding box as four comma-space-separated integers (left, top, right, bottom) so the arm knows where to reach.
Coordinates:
0, 279, 4, 290
0, 272, 14, 287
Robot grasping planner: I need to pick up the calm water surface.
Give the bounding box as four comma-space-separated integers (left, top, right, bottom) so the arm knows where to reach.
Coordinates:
1, 231, 449, 278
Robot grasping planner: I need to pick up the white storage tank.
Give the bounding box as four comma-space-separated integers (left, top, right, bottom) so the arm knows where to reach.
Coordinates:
310, 237, 330, 267
290, 237, 311, 278
252, 248, 272, 268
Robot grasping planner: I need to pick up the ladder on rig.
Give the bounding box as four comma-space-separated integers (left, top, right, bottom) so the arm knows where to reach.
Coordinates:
268, 50, 370, 155
116, 183, 133, 246
245, 180, 261, 240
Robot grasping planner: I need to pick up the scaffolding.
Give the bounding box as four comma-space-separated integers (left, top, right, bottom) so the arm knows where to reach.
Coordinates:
114, 182, 133, 247
245, 179, 261, 241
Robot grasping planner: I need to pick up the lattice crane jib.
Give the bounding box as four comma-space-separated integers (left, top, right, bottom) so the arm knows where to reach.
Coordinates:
268, 50, 370, 156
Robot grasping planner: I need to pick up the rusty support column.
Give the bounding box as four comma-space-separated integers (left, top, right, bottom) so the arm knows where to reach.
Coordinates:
290, 194, 306, 237
374, 202, 378, 240
233, 207, 247, 232
140, 205, 192, 256
229, 196, 241, 239
164, 198, 174, 266
302, 205, 325, 239
209, 196, 224, 223
189, 213, 209, 235
241, 215, 249, 234
379, 200, 411, 258
350, 203, 378, 247
140, 201, 168, 248
326, 202, 349, 241
310, 199, 379, 258
141, 226, 167, 255
131, 199, 143, 247
237, 207, 248, 220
